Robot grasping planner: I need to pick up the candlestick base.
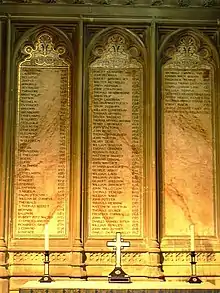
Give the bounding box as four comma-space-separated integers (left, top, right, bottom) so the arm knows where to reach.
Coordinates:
187, 275, 202, 283
187, 251, 202, 284
39, 250, 54, 283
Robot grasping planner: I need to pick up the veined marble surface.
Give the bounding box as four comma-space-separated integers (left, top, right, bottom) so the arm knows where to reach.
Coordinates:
162, 38, 215, 239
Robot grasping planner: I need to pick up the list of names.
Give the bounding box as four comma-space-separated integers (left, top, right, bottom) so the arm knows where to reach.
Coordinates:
88, 68, 143, 238
14, 66, 70, 238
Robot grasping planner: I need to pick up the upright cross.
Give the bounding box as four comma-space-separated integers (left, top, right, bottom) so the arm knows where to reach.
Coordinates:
107, 232, 130, 268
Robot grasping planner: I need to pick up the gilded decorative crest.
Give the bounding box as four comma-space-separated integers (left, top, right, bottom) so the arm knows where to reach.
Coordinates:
163, 33, 213, 69
203, 0, 216, 7
0, 0, 219, 4
177, 0, 190, 6
152, 0, 163, 5
90, 32, 143, 68
22, 33, 67, 66
1, 0, 220, 5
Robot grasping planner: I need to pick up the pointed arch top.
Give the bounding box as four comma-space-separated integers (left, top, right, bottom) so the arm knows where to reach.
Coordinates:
159, 28, 219, 68
13, 25, 74, 65
87, 26, 147, 67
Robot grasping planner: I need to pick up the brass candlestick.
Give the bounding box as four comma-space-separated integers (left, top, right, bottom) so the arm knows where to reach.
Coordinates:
187, 251, 202, 283
39, 250, 54, 283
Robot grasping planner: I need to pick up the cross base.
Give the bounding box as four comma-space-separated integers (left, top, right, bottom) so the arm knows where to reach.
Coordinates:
108, 266, 131, 283
187, 276, 202, 284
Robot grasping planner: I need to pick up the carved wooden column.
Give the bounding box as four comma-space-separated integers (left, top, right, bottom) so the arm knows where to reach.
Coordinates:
71, 20, 84, 277
0, 17, 11, 293
0, 18, 5, 249
148, 20, 164, 279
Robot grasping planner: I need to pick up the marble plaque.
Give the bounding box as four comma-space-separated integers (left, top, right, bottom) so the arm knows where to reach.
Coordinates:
88, 34, 144, 238
162, 35, 215, 237
13, 33, 70, 238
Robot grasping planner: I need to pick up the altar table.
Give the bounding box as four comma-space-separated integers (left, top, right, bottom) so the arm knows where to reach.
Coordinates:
19, 280, 220, 293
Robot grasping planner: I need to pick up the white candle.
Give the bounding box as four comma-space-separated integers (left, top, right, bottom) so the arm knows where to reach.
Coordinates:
44, 223, 49, 251
190, 224, 195, 251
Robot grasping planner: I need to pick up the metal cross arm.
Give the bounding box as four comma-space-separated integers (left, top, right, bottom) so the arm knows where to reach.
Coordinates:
107, 232, 130, 268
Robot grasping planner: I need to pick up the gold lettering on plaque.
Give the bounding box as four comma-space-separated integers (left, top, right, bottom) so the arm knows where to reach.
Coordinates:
162, 35, 214, 236
14, 33, 70, 238
88, 33, 143, 238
